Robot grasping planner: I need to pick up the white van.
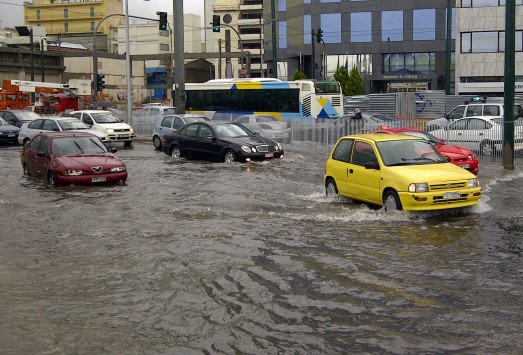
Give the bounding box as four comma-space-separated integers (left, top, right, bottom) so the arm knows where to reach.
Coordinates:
69, 110, 135, 146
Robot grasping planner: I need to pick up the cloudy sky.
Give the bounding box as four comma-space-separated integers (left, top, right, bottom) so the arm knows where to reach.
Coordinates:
0, 0, 204, 28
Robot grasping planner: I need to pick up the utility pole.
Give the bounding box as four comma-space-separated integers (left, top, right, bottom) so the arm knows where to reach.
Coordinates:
503, 0, 516, 170
270, 0, 277, 78
311, 30, 316, 79
445, 0, 452, 95
173, 1, 185, 114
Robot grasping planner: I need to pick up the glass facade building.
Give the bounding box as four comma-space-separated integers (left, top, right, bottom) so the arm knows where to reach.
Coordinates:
263, 0, 455, 93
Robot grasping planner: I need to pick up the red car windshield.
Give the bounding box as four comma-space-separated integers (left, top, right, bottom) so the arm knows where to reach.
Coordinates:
52, 136, 108, 155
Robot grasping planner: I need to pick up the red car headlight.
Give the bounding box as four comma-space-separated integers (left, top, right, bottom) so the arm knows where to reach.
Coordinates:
64, 170, 84, 176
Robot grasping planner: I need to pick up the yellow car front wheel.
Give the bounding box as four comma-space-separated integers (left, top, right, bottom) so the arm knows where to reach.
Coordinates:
384, 190, 402, 211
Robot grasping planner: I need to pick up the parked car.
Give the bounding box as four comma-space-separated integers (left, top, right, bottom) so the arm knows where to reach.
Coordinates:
161, 121, 284, 163
0, 117, 20, 145
132, 105, 176, 124
233, 114, 291, 143
373, 127, 479, 175
68, 110, 135, 146
17, 116, 109, 145
425, 103, 523, 131
21, 131, 127, 186
152, 114, 209, 149
429, 116, 523, 156
0, 109, 42, 127
324, 133, 482, 211
334, 112, 404, 133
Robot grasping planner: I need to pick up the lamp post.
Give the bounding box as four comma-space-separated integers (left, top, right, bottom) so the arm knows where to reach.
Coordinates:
41, 38, 46, 82
124, 0, 132, 124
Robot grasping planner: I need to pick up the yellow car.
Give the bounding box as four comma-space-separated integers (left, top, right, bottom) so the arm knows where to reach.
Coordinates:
324, 133, 482, 211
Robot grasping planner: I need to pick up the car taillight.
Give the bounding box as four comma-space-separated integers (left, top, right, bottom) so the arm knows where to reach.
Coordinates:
162, 136, 167, 143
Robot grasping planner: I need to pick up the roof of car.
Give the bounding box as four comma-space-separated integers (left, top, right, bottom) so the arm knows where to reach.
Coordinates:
35, 131, 97, 138
374, 128, 423, 134
340, 133, 423, 143
69, 110, 112, 114
34, 116, 77, 121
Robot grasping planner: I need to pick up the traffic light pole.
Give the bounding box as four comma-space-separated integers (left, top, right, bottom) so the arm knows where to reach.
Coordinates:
173, 1, 185, 114
91, 13, 159, 107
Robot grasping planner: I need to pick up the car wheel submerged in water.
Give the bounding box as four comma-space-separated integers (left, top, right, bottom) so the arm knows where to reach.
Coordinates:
170, 145, 181, 159
383, 190, 402, 211
325, 178, 338, 196
153, 135, 162, 149
47, 171, 56, 186
223, 149, 236, 163
479, 140, 495, 156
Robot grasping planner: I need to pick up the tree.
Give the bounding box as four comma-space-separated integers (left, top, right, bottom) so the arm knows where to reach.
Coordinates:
333, 66, 350, 96
348, 65, 364, 96
291, 69, 308, 80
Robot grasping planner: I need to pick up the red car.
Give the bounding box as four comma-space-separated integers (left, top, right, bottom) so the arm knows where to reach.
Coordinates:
21, 131, 127, 186
373, 128, 479, 175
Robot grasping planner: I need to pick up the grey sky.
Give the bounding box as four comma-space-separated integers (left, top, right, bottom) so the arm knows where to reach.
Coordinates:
0, 0, 204, 29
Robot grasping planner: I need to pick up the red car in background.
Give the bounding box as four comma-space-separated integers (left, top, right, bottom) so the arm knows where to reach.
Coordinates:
373, 128, 479, 175
21, 131, 127, 186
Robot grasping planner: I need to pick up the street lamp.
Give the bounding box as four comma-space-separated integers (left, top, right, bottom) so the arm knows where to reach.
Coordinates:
15, 26, 35, 101
124, 0, 132, 124
41, 37, 47, 82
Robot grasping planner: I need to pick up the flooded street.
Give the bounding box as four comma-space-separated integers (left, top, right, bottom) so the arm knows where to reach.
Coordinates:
1, 142, 522, 354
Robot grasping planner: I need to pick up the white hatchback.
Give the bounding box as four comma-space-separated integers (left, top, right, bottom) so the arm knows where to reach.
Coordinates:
18, 116, 109, 145
69, 110, 135, 146
429, 116, 523, 156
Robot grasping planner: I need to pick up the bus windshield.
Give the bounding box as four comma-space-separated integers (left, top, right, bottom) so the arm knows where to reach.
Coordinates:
314, 81, 341, 94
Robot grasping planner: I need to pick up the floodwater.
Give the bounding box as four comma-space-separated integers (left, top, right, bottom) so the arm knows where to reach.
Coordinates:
1, 142, 522, 354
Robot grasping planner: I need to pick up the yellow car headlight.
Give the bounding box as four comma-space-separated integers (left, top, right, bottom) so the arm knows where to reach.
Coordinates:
106, 129, 115, 134
467, 178, 479, 188
408, 183, 429, 193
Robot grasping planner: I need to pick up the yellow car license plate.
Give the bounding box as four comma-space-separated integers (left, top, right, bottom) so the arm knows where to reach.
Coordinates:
443, 191, 461, 199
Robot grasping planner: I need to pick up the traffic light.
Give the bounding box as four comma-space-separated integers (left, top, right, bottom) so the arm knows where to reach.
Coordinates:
96, 74, 105, 91
212, 15, 220, 32
158, 11, 167, 31
317, 28, 323, 43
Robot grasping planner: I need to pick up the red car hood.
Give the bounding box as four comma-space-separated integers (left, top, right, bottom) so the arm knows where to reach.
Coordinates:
436, 144, 473, 158
55, 154, 124, 169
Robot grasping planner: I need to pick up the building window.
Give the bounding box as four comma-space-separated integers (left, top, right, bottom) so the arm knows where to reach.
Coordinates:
383, 53, 436, 73
64, 23, 69, 33
413, 9, 435, 40
278, 21, 287, 48
382, 11, 403, 41
91, 22, 95, 32
160, 43, 169, 51
304, 15, 311, 44
461, 31, 502, 52
351, 12, 372, 42
461, 30, 523, 52
64, 9, 68, 19
243, 43, 261, 50
90, 7, 95, 17
462, 0, 523, 7
278, 0, 286, 11
446, 8, 457, 40
320, 0, 341, 2
239, 28, 261, 35
36, 10, 40, 20
160, 30, 169, 37
325, 54, 372, 79
321, 13, 341, 43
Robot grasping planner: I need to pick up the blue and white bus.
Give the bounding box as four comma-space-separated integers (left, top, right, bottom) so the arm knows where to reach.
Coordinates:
175, 78, 344, 122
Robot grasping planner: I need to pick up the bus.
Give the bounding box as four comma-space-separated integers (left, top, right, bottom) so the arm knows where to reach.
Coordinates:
176, 78, 344, 122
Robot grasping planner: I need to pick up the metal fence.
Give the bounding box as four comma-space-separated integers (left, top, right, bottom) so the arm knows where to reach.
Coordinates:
283, 120, 522, 166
